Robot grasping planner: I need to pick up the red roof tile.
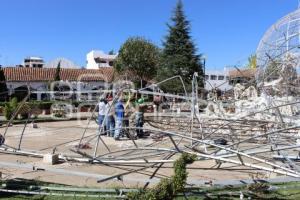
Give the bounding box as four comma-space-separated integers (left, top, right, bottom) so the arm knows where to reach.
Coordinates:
3, 67, 114, 82
228, 68, 256, 78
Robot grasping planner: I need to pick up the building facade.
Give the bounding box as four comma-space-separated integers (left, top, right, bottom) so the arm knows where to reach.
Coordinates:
228, 68, 256, 85
86, 50, 117, 69
205, 70, 232, 91
23, 57, 44, 68
3, 67, 114, 101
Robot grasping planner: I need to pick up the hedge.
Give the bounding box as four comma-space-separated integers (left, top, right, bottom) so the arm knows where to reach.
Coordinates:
0, 101, 89, 111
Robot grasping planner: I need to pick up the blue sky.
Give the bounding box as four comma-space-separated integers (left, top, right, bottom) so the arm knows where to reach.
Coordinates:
0, 0, 298, 70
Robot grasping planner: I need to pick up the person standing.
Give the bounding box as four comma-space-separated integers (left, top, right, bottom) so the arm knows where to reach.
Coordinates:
0, 134, 5, 146
153, 94, 161, 113
98, 98, 107, 135
135, 98, 145, 138
114, 99, 125, 140
105, 96, 115, 137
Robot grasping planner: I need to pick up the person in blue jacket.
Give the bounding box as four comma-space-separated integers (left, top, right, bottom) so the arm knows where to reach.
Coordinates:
114, 99, 125, 140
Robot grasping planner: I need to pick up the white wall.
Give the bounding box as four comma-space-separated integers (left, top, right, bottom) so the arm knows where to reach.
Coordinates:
205, 70, 232, 91
86, 51, 99, 69
6, 81, 109, 101
86, 50, 116, 69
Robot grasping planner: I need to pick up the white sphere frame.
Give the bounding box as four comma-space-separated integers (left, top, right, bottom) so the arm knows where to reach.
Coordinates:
256, 9, 300, 85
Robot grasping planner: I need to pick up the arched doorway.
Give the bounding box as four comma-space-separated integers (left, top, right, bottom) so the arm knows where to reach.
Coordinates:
11, 86, 29, 101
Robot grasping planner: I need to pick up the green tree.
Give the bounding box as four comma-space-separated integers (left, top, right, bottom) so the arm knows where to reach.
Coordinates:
108, 49, 115, 55
114, 37, 160, 86
158, 0, 204, 93
0, 67, 8, 101
54, 61, 61, 81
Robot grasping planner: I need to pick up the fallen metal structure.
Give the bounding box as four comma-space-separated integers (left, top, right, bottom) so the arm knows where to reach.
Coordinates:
4, 7, 300, 184
1, 68, 300, 189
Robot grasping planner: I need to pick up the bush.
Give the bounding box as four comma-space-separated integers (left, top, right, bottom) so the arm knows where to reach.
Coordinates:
127, 153, 197, 200
4, 103, 13, 120
3, 97, 18, 120
53, 112, 65, 118
19, 103, 31, 119
72, 101, 82, 107
147, 179, 174, 200
3, 100, 90, 120
173, 153, 196, 193
10, 97, 18, 109
0, 102, 7, 107
28, 101, 84, 110
28, 101, 53, 110
247, 182, 270, 194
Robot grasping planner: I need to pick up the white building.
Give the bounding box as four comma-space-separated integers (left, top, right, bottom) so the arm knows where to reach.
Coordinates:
3, 67, 114, 101
23, 56, 44, 68
86, 50, 117, 69
205, 69, 232, 91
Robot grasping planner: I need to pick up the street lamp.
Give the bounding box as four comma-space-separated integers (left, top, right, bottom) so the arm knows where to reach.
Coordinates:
201, 55, 206, 86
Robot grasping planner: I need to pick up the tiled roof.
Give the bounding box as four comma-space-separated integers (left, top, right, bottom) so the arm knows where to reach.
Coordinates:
3, 67, 115, 82
228, 68, 256, 78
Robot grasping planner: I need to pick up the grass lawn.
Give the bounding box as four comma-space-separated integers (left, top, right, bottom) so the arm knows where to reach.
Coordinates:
1, 179, 300, 199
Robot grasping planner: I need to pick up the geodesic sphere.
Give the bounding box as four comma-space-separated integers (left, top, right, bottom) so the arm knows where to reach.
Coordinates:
256, 9, 300, 85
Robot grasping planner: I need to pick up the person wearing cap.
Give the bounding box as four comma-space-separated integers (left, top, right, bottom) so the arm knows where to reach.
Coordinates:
135, 97, 145, 138
105, 95, 115, 137
98, 98, 107, 135
114, 98, 125, 140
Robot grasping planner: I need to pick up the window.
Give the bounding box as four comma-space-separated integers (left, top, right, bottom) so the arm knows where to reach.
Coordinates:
109, 61, 114, 66
205, 75, 209, 80
226, 76, 229, 80
210, 75, 217, 80
95, 58, 107, 64
218, 75, 224, 80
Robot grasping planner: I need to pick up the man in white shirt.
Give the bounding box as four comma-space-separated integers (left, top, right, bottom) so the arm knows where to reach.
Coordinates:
98, 98, 107, 135
105, 96, 115, 137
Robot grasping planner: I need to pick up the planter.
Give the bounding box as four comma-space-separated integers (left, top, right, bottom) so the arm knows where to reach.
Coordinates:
42, 109, 51, 115
0, 106, 3, 116
80, 107, 89, 112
